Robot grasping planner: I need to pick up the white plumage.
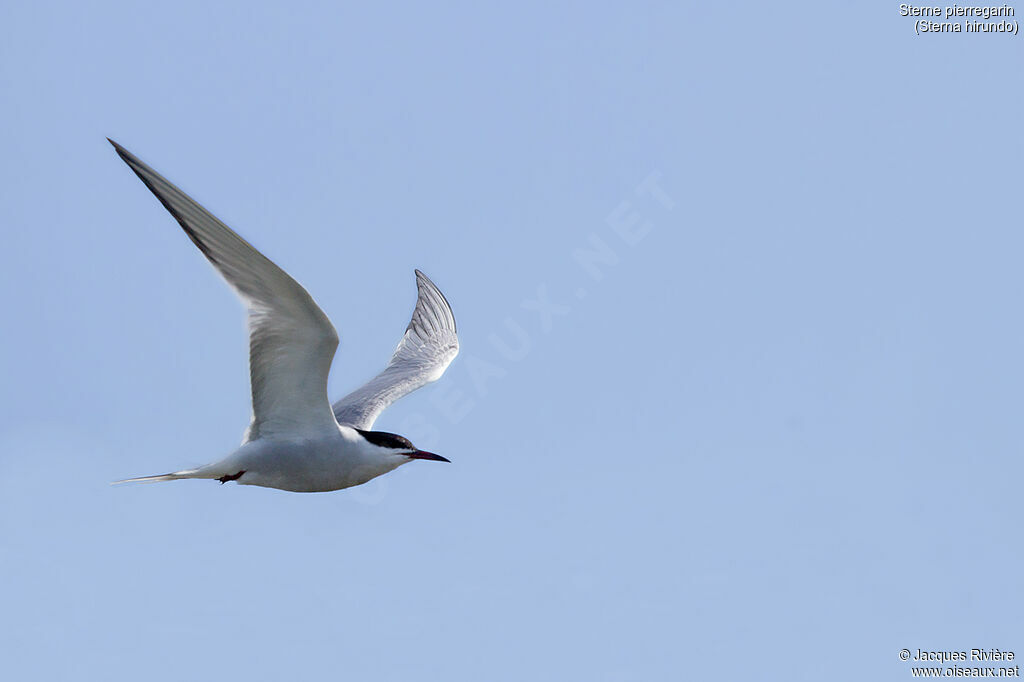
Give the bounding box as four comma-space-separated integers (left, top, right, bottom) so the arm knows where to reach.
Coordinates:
109, 139, 458, 493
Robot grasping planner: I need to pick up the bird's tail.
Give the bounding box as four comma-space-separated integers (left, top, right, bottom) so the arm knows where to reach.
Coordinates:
111, 467, 213, 485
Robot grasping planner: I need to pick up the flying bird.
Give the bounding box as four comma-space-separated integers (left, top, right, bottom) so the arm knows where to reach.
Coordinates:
109, 139, 459, 493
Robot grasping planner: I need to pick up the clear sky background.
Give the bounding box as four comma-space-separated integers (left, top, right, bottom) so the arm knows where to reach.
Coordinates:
1, 2, 1022, 680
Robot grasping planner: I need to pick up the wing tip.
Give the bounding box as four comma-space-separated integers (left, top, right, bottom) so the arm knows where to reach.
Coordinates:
107, 137, 138, 168
412, 268, 457, 333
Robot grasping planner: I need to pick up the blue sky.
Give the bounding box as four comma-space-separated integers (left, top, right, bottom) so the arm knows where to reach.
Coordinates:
1, 2, 1022, 680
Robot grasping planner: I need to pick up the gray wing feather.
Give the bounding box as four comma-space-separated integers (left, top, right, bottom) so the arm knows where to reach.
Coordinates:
332, 270, 459, 429
110, 139, 340, 440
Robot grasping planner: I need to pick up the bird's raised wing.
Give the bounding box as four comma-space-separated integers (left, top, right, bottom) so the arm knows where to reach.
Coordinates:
110, 139, 340, 441
332, 270, 459, 430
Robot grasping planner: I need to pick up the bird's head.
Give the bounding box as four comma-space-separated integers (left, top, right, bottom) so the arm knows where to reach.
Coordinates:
355, 429, 450, 463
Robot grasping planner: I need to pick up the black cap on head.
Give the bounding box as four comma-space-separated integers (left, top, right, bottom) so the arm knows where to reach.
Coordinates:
355, 429, 450, 462
355, 429, 414, 450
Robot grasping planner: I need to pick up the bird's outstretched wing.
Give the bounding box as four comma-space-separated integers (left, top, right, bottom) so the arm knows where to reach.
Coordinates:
332, 270, 459, 430
109, 139, 340, 441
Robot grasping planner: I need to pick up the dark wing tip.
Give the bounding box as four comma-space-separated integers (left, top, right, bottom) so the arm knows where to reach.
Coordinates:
107, 139, 222, 266
107, 137, 128, 156
107, 138, 141, 170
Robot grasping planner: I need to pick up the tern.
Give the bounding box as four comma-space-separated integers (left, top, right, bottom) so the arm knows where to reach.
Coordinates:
109, 139, 459, 493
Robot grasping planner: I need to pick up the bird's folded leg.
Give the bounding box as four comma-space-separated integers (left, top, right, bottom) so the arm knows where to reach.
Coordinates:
217, 471, 245, 484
